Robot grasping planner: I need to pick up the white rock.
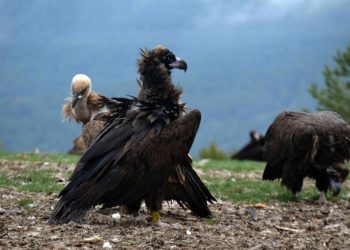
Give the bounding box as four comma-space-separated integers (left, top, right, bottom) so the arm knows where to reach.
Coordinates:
27, 216, 36, 220
112, 212, 121, 220
111, 237, 119, 243
186, 229, 192, 236
28, 203, 36, 208
103, 241, 112, 248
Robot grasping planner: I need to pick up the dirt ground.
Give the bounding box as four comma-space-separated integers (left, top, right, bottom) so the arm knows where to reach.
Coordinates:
1, 160, 350, 249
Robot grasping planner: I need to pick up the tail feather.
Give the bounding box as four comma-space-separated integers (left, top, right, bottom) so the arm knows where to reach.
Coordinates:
164, 164, 216, 218
48, 198, 87, 224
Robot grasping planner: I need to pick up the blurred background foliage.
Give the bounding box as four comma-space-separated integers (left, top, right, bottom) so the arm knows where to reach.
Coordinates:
0, 1, 349, 157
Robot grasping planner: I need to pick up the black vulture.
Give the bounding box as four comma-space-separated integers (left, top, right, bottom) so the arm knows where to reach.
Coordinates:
49, 46, 215, 225
263, 111, 350, 203
231, 130, 265, 161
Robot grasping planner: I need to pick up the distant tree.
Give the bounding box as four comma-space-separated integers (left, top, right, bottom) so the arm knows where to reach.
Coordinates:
309, 43, 350, 122
199, 142, 229, 160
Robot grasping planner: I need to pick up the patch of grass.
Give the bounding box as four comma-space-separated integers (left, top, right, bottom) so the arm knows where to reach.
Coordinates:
204, 176, 350, 203
0, 150, 80, 164
18, 198, 35, 207
0, 168, 63, 193
203, 218, 216, 225
194, 159, 265, 172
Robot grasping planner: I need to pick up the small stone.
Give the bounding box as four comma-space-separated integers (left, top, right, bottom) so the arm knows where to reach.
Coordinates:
111, 237, 119, 243
27, 216, 36, 220
27, 203, 36, 208
0, 207, 5, 215
79, 236, 102, 244
112, 212, 121, 221
186, 229, 192, 236
103, 241, 112, 249
27, 231, 40, 237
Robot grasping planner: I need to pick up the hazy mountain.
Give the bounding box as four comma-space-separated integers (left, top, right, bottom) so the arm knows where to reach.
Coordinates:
0, 0, 349, 156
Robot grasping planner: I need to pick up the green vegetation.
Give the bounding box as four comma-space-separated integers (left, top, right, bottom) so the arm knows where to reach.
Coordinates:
199, 142, 229, 160
194, 159, 265, 172
0, 152, 349, 204
0, 151, 80, 164
204, 177, 348, 203
17, 198, 35, 208
309, 43, 350, 122
0, 168, 63, 193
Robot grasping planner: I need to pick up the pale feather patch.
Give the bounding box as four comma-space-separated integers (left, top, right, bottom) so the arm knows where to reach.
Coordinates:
90, 106, 109, 120
71, 74, 92, 94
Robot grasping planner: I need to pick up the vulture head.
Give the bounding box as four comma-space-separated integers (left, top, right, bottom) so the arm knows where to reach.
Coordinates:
327, 162, 349, 195
137, 46, 187, 102
71, 74, 92, 108
138, 45, 187, 76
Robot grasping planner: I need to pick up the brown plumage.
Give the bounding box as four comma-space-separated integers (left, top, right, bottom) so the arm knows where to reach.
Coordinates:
63, 74, 120, 149
67, 135, 87, 155
263, 111, 350, 203
49, 46, 215, 225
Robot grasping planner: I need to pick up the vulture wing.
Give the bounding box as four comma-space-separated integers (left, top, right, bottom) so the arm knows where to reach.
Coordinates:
263, 112, 319, 180
263, 111, 350, 180
49, 107, 201, 224
162, 155, 216, 218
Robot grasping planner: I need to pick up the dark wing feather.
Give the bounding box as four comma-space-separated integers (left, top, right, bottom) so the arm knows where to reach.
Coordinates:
263, 112, 318, 180
263, 111, 350, 181
162, 155, 216, 218
49, 109, 201, 224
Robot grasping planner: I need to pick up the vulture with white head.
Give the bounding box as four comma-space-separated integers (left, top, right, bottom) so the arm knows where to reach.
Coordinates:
63, 74, 130, 149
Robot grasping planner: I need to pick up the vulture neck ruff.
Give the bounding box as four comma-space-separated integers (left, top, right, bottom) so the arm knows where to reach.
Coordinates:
137, 50, 182, 105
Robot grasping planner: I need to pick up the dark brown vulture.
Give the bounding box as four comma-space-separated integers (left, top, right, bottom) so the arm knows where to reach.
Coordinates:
231, 130, 265, 161
263, 111, 350, 203
49, 46, 215, 225
63, 74, 127, 150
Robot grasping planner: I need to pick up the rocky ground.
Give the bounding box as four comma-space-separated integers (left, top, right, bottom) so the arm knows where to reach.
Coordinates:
1, 160, 350, 249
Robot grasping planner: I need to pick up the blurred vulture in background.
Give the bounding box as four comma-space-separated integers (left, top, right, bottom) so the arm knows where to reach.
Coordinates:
231, 130, 264, 162
63, 74, 126, 152
263, 111, 350, 203
50, 46, 215, 226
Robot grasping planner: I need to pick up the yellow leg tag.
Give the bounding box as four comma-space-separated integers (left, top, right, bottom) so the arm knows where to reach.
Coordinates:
151, 211, 160, 222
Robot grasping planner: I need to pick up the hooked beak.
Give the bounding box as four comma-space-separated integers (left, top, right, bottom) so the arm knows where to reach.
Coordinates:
169, 57, 187, 72
72, 94, 82, 108
329, 178, 341, 196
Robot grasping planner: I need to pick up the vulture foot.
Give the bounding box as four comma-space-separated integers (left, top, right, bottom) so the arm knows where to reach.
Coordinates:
317, 191, 327, 205
134, 214, 147, 223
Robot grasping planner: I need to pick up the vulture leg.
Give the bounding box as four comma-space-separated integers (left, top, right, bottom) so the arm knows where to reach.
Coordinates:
292, 192, 300, 201
281, 162, 304, 198
125, 201, 148, 223
145, 189, 168, 227
313, 168, 330, 204
317, 191, 327, 205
